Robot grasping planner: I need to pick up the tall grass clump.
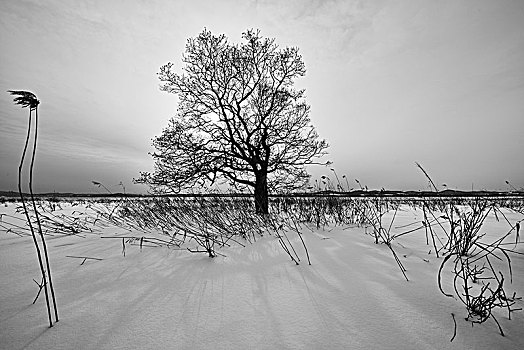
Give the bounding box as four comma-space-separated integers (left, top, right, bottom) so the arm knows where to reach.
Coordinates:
416, 162, 522, 337
90, 195, 314, 263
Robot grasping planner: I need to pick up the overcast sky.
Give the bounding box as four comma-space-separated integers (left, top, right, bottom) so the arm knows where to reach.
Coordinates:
1, 0, 523, 193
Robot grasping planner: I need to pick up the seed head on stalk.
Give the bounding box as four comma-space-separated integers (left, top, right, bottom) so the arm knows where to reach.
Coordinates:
7, 90, 40, 109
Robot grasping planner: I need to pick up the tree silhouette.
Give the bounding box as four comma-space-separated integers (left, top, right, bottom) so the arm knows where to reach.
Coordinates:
8, 90, 58, 327
137, 29, 329, 214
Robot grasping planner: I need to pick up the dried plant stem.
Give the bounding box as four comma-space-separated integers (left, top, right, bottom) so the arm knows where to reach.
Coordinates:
32, 276, 46, 304
66, 256, 104, 265
18, 107, 53, 328
450, 313, 457, 342
29, 106, 59, 323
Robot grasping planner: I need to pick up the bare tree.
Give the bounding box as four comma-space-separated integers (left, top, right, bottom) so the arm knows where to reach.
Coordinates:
137, 29, 329, 214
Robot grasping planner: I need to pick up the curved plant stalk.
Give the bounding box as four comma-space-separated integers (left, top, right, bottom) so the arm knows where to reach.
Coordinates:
8, 90, 57, 327
30, 105, 59, 323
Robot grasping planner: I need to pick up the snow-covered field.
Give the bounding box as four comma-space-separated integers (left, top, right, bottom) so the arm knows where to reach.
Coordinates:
1, 199, 523, 349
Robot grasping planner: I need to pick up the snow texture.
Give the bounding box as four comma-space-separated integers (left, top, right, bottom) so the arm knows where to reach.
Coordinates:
1, 202, 523, 349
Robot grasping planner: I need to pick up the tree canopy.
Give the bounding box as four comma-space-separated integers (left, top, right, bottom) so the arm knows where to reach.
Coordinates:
137, 29, 329, 213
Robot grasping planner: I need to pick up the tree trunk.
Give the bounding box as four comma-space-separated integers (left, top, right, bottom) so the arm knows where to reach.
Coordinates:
254, 171, 269, 215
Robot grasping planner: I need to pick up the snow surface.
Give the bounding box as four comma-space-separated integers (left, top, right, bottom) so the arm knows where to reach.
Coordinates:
1, 201, 523, 349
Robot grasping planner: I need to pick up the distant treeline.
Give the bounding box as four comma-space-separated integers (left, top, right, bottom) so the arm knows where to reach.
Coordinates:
1, 189, 523, 200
